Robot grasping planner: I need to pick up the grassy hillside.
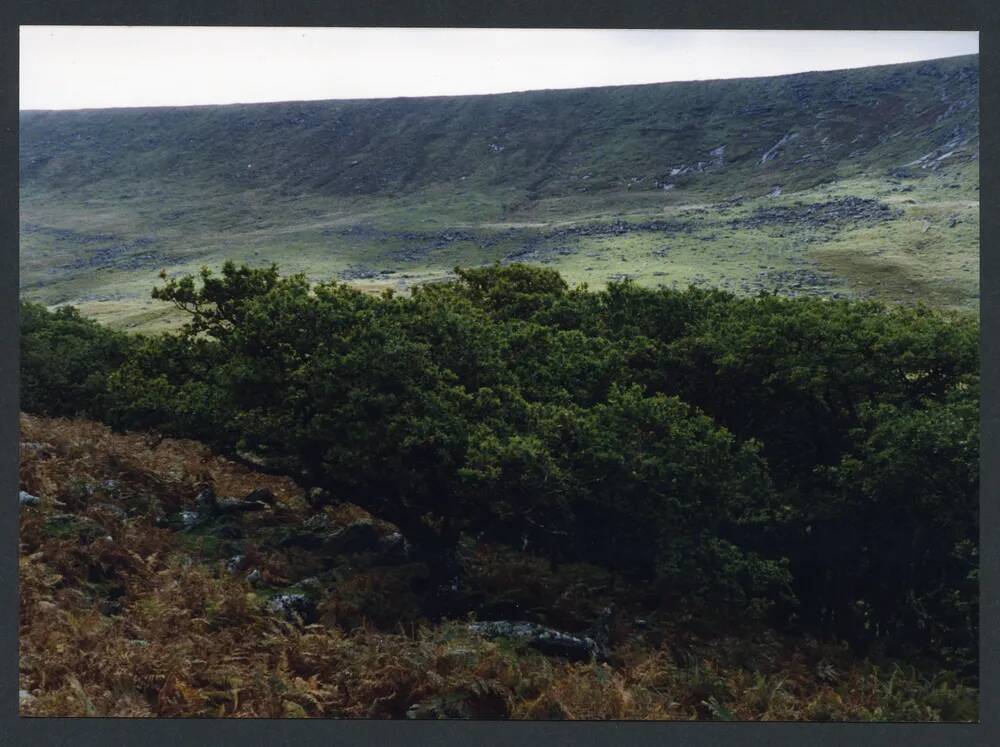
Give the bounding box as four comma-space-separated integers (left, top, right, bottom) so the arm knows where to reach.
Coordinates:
20, 55, 979, 329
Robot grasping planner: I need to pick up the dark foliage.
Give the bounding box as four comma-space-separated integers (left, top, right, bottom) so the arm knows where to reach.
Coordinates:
19, 301, 132, 418
20, 263, 979, 670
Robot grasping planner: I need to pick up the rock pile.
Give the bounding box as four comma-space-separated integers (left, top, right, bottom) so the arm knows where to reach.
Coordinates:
731, 197, 899, 231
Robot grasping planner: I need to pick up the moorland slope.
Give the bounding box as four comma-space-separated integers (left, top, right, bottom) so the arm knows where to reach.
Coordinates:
20, 55, 979, 328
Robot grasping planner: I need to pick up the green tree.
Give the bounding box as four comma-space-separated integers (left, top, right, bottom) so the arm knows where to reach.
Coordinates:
109, 263, 789, 616
20, 301, 132, 418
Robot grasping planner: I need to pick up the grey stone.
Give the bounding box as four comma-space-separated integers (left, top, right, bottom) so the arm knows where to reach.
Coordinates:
226, 555, 246, 574
19, 491, 40, 507
467, 620, 605, 662
216, 496, 270, 514
377, 531, 411, 562
267, 593, 317, 624
298, 577, 323, 593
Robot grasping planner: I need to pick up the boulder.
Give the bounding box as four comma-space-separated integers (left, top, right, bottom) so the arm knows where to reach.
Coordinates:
306, 487, 334, 509
19, 491, 40, 507
216, 496, 270, 514
266, 593, 317, 624
244, 487, 277, 505
277, 513, 332, 550
377, 531, 411, 563
278, 529, 326, 551
405, 687, 508, 719
194, 486, 216, 506
225, 555, 247, 574
323, 519, 381, 556
467, 620, 605, 662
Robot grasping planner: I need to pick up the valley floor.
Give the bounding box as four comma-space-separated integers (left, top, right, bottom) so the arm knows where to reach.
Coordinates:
18, 414, 978, 720
19, 164, 980, 332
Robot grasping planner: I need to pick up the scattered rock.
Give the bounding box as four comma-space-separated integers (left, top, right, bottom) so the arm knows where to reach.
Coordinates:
338, 266, 381, 281
730, 196, 899, 232
502, 245, 577, 265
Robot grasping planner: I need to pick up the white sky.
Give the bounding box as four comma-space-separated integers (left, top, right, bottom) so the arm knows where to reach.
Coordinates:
20, 27, 979, 110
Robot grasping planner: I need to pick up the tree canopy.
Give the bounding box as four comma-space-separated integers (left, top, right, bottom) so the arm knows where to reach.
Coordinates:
20, 262, 979, 667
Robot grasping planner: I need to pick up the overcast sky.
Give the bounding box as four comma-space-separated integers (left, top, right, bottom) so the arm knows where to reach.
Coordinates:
20, 27, 979, 110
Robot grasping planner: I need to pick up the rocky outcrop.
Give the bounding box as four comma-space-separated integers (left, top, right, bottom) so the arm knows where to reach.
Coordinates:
730, 197, 899, 231
467, 620, 605, 662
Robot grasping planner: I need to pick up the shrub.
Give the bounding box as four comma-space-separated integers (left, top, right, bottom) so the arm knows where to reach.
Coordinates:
27, 262, 975, 665
20, 301, 132, 418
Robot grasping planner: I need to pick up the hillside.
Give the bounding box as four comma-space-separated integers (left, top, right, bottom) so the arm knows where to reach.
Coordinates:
18, 413, 978, 719
20, 54, 979, 329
